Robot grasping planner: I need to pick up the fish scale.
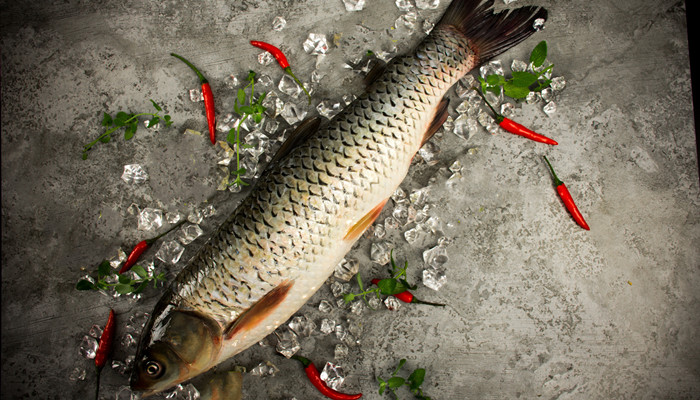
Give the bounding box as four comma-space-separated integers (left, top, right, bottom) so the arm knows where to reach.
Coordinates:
132, 1, 547, 394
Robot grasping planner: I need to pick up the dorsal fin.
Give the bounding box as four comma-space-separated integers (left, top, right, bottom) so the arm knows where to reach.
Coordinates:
363, 59, 387, 87
422, 97, 450, 146
268, 117, 321, 165
225, 280, 294, 340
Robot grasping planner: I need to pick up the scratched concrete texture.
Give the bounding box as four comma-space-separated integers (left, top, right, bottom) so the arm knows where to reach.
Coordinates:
1, 0, 699, 399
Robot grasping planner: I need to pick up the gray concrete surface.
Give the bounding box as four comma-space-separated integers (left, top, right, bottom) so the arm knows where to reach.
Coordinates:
2, 0, 699, 399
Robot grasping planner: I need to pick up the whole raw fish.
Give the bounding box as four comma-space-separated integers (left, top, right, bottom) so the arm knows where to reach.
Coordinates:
131, 0, 546, 395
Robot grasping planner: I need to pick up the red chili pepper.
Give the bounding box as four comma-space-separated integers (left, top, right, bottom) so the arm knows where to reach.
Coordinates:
498, 117, 558, 145
291, 355, 362, 400
119, 220, 186, 274
370, 279, 445, 307
249, 40, 311, 103
171, 53, 217, 144
94, 309, 116, 400
543, 156, 590, 230
477, 89, 557, 145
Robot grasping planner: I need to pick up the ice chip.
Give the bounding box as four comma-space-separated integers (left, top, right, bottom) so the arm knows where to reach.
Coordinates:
303, 33, 329, 55
258, 51, 274, 66
187, 209, 203, 224
178, 224, 203, 245
533, 18, 546, 31
155, 240, 185, 264
342, 0, 366, 11
335, 324, 348, 340
501, 102, 515, 118
396, 0, 413, 11
511, 59, 528, 72
288, 315, 316, 337
416, 0, 439, 9
88, 324, 103, 339
275, 328, 301, 358
79, 335, 98, 359
370, 241, 392, 265
449, 160, 463, 173
121, 164, 148, 184
319, 300, 333, 313
541, 87, 554, 102
423, 243, 448, 268
320, 362, 346, 390
550, 76, 566, 91
422, 266, 447, 290
69, 367, 86, 381
244, 130, 270, 160
394, 11, 417, 33
121, 333, 137, 348
374, 223, 387, 239
543, 101, 557, 116
278, 74, 302, 97
384, 296, 401, 311
350, 301, 364, 316
423, 20, 435, 34
368, 295, 383, 309
480, 60, 504, 79
225, 74, 239, 89
138, 208, 163, 231
334, 257, 360, 281
317, 100, 342, 119
335, 343, 349, 359
189, 88, 203, 102
272, 16, 286, 31
202, 204, 216, 218
281, 103, 307, 125
250, 361, 277, 377
320, 318, 336, 334
418, 141, 440, 165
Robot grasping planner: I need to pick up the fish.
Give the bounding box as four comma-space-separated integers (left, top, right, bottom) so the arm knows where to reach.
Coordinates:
130, 0, 547, 395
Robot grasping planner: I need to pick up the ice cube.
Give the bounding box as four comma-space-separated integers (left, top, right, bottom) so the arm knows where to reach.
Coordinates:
155, 240, 185, 264
121, 164, 148, 184
275, 328, 300, 358
342, 0, 366, 11
138, 208, 163, 231
303, 33, 329, 55
178, 224, 203, 245
320, 362, 346, 390
416, 0, 439, 9
272, 16, 286, 31
422, 266, 447, 290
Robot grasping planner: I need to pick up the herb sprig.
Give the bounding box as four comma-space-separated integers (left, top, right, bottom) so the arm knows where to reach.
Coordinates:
76, 259, 166, 295
478, 40, 551, 100
228, 70, 267, 187
82, 100, 172, 159
343, 251, 416, 305
378, 359, 432, 400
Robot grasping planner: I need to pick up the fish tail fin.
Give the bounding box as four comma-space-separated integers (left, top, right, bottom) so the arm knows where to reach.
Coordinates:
435, 0, 547, 64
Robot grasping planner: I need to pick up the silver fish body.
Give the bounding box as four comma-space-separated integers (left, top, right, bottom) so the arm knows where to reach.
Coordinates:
131, 0, 546, 395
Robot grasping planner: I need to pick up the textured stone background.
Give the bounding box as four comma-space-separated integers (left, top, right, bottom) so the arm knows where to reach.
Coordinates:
2, 0, 698, 399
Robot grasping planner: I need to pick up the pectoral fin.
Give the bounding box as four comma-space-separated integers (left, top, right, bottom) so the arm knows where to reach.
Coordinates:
225, 280, 294, 340
343, 198, 388, 241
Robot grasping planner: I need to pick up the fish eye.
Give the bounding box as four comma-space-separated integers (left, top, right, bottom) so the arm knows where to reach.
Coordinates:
145, 360, 164, 378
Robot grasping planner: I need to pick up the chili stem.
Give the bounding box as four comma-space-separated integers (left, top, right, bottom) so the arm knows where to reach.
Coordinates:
170, 53, 208, 84
543, 156, 563, 186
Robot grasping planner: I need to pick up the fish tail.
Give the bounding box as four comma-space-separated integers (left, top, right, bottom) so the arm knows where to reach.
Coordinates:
435, 0, 547, 65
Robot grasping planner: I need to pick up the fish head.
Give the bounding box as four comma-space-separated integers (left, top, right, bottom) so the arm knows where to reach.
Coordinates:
130, 306, 223, 396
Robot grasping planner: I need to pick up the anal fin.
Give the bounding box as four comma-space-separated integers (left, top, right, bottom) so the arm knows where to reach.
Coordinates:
225, 280, 294, 340
343, 198, 388, 241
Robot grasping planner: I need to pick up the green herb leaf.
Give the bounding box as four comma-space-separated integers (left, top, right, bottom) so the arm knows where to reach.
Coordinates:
124, 121, 138, 140
131, 265, 149, 279
132, 281, 148, 294
76, 280, 96, 290
503, 82, 531, 99
97, 260, 111, 278
247, 70, 256, 81
114, 112, 130, 127
387, 377, 405, 389
486, 74, 505, 86
239, 105, 253, 115
82, 152, 88, 160
99, 134, 111, 143
237, 89, 246, 105
407, 368, 426, 390
530, 40, 547, 68
377, 378, 386, 395
511, 71, 539, 88
227, 129, 237, 144
147, 116, 160, 128
150, 99, 163, 112
115, 283, 133, 294
102, 112, 113, 127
